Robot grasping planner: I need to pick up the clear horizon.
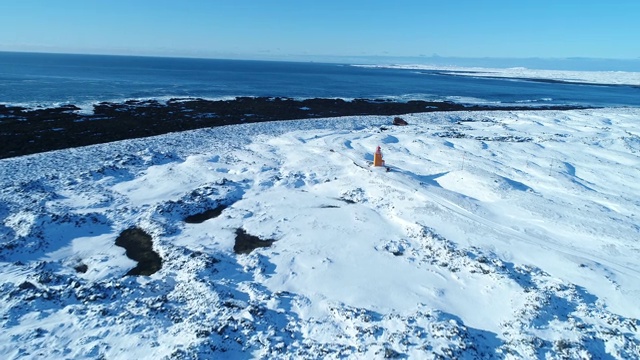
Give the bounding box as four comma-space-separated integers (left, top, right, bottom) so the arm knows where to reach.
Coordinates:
1, 0, 639, 63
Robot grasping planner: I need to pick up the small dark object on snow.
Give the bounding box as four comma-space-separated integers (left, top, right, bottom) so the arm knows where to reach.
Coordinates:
234, 228, 275, 254
338, 197, 357, 204
18, 281, 37, 290
393, 117, 408, 126
74, 264, 88, 273
383, 347, 403, 358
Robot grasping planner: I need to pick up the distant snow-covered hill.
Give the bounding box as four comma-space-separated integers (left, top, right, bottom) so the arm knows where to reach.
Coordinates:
1, 109, 639, 359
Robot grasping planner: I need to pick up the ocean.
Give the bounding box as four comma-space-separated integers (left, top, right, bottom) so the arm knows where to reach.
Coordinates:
1, 51, 639, 110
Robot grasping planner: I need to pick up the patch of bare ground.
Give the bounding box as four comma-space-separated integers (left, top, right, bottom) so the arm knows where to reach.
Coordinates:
233, 228, 275, 254
184, 204, 228, 224
115, 227, 163, 276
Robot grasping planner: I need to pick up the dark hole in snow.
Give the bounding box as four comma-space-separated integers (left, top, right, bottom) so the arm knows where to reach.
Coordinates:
184, 204, 228, 224
74, 264, 88, 273
233, 228, 274, 254
115, 227, 163, 276
319, 204, 340, 208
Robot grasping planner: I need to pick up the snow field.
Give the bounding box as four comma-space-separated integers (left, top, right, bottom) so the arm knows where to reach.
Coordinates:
1, 108, 639, 358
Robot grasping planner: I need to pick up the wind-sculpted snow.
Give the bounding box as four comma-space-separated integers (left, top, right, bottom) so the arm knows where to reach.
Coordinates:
1, 109, 639, 358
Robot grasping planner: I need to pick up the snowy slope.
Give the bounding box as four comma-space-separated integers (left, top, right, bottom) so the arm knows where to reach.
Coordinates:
1, 108, 640, 359
354, 64, 640, 86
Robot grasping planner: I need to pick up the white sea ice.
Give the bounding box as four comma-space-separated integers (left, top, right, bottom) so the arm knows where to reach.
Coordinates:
355, 64, 640, 86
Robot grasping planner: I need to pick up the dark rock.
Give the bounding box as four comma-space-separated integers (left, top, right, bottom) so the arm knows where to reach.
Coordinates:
384, 347, 403, 358
184, 204, 228, 224
233, 228, 274, 254
115, 227, 163, 276
338, 198, 357, 204
0, 97, 589, 159
18, 281, 37, 290
393, 117, 408, 126
74, 264, 88, 273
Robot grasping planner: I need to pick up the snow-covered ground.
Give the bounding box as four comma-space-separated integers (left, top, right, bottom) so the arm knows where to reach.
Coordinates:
354, 64, 640, 86
1, 108, 639, 359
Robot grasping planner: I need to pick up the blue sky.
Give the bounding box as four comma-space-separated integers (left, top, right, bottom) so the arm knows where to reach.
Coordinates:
1, 0, 638, 60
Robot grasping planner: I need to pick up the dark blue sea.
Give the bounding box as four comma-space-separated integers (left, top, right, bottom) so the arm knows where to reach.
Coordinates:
1, 51, 639, 110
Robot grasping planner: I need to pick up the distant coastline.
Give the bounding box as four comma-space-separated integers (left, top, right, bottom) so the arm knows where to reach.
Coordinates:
3, 52, 638, 111
353, 64, 640, 87
0, 96, 590, 159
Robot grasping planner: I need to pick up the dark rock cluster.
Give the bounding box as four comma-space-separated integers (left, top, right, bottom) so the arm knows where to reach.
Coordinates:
0, 97, 587, 159
392, 116, 408, 126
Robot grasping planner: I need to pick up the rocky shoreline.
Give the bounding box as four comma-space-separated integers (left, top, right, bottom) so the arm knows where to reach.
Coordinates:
0, 97, 589, 159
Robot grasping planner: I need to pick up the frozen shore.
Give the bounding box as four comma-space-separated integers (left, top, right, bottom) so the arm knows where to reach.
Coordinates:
1, 107, 639, 358
0, 97, 588, 159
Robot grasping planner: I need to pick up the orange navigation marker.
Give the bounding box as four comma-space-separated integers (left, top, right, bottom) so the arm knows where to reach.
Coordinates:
373, 146, 385, 167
